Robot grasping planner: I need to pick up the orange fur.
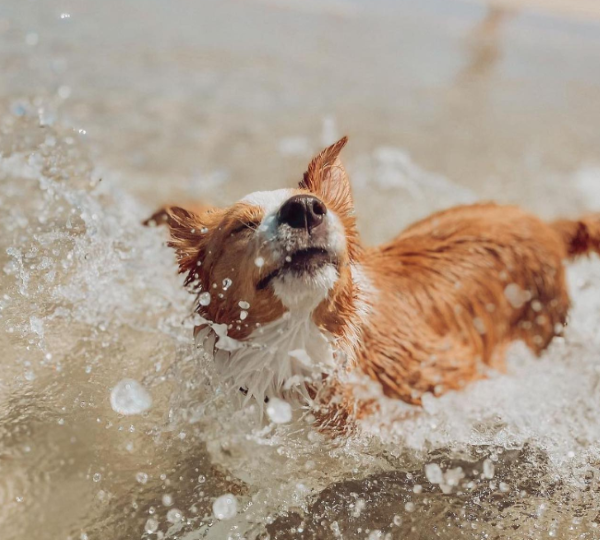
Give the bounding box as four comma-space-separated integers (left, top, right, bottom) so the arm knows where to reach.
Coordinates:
357, 204, 571, 404
148, 138, 600, 429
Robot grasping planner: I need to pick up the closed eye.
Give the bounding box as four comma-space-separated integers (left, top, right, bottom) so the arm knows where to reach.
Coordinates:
231, 220, 260, 235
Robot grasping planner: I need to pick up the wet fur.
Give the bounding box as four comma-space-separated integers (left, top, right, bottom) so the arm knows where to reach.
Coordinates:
150, 137, 600, 428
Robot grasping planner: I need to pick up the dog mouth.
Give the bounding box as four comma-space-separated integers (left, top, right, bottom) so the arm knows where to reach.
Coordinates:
257, 247, 338, 290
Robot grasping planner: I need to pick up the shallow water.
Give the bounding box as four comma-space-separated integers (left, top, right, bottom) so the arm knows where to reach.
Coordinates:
1, 1, 600, 539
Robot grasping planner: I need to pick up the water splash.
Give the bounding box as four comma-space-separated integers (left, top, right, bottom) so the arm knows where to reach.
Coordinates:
2, 114, 600, 540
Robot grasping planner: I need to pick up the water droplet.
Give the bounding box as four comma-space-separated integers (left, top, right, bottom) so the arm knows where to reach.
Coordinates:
504, 283, 531, 309
482, 458, 495, 479
110, 379, 152, 416
473, 317, 486, 335
288, 349, 312, 366
240, 310, 248, 321
29, 315, 44, 337
255, 257, 265, 268
213, 493, 238, 520
136, 472, 148, 484
199, 292, 211, 306
239, 301, 250, 310
266, 398, 293, 424
92, 473, 102, 482
166, 508, 183, 524
351, 498, 366, 518
425, 463, 443, 484
144, 518, 158, 533
162, 494, 173, 507
222, 278, 232, 290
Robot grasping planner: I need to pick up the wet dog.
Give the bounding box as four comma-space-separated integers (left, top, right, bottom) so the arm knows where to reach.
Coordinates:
148, 137, 600, 428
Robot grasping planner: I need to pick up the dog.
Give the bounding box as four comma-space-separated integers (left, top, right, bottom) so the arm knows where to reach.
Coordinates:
148, 137, 600, 429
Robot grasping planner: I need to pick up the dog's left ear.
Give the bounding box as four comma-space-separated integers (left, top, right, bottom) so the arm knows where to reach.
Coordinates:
162, 206, 213, 286
300, 136, 353, 216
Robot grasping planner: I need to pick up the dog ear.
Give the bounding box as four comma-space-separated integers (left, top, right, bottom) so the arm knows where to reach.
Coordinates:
163, 206, 211, 285
300, 136, 353, 215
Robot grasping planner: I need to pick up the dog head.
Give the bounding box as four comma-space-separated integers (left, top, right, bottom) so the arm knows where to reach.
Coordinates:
166, 137, 362, 342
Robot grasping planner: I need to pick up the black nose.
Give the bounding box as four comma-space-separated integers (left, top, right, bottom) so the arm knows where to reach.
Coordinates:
278, 195, 327, 232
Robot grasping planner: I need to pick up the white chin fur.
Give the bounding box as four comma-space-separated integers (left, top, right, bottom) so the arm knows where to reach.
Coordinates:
272, 264, 338, 310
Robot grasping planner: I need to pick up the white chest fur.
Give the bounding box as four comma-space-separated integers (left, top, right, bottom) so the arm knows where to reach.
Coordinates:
206, 312, 336, 408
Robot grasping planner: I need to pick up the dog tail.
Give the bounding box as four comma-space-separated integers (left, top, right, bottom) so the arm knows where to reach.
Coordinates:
552, 214, 600, 260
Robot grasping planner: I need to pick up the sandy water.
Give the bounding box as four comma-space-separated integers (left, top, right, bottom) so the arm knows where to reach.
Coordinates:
1, 1, 600, 539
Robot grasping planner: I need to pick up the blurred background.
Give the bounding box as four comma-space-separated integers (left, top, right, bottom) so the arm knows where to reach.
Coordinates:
3, 0, 600, 240
1, 1, 600, 539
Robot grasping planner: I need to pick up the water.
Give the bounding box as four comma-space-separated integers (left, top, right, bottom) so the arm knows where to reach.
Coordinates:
212, 494, 239, 521
1, 0, 600, 539
110, 379, 153, 416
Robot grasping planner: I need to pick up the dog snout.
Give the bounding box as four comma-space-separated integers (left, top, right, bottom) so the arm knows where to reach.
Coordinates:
277, 195, 327, 233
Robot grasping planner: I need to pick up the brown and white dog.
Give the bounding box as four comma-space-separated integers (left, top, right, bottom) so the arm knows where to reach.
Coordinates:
149, 137, 600, 428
